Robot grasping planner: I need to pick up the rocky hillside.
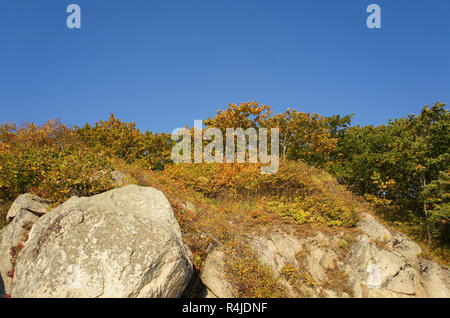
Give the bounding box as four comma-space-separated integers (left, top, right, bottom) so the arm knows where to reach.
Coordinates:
1, 184, 448, 298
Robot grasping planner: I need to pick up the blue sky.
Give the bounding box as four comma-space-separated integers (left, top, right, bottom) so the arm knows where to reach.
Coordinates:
0, 0, 449, 132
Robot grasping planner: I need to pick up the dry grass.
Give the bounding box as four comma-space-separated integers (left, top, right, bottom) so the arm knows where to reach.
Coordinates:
223, 238, 289, 298
322, 268, 354, 297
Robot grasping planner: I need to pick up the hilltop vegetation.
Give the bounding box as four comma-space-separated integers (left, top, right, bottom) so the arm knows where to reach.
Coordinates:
0, 101, 448, 265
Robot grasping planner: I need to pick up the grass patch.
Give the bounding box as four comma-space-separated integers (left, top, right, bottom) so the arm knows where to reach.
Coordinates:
223, 238, 288, 298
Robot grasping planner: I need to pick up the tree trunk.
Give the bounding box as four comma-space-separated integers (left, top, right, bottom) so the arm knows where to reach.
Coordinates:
423, 178, 432, 245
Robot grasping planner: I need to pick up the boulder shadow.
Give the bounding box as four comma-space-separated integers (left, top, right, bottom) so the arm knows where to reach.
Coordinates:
0, 272, 6, 297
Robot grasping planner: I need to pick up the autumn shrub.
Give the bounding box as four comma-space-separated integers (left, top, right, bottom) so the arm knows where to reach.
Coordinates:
34, 148, 115, 205
268, 197, 318, 225
164, 163, 259, 197
76, 114, 173, 170
163, 160, 361, 227
0, 120, 115, 205
0, 145, 49, 198
0, 120, 74, 199
163, 161, 313, 198
267, 194, 358, 227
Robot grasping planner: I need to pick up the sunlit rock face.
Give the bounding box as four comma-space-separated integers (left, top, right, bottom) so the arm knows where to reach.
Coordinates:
11, 185, 193, 298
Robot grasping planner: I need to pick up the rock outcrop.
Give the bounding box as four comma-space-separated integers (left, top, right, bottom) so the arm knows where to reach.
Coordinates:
418, 258, 450, 298
3, 185, 448, 299
250, 232, 304, 274
200, 249, 237, 298
10, 185, 193, 298
344, 213, 449, 298
249, 231, 349, 297
200, 213, 449, 298
5, 193, 49, 222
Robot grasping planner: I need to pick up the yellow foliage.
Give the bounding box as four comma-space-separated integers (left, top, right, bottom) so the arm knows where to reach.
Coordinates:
164, 160, 360, 227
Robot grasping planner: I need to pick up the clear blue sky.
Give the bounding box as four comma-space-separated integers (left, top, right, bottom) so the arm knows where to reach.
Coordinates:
0, 0, 449, 132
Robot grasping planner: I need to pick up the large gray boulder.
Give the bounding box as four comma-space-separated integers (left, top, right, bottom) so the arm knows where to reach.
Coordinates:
6, 193, 49, 222
0, 210, 39, 295
11, 185, 193, 298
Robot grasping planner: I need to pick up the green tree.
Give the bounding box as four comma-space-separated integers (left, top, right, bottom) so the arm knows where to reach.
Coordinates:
421, 171, 450, 243
329, 102, 449, 245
